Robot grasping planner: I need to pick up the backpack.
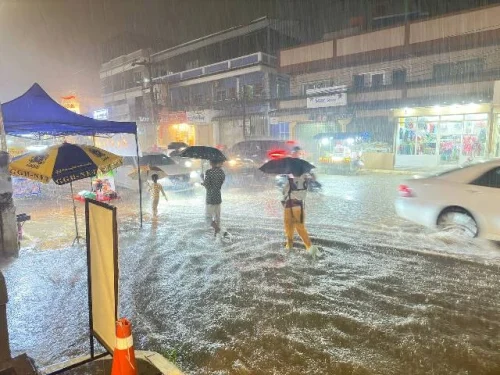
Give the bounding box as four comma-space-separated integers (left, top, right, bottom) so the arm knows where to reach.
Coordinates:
284, 176, 307, 223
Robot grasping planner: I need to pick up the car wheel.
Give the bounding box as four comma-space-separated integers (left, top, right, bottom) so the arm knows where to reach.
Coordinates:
437, 208, 478, 238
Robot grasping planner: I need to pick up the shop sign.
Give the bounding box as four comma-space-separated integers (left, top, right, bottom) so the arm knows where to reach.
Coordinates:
160, 111, 187, 125
61, 95, 81, 114
93, 108, 109, 120
307, 93, 347, 108
186, 110, 217, 124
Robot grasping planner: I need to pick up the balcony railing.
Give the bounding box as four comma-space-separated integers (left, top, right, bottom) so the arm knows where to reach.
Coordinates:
155, 52, 277, 84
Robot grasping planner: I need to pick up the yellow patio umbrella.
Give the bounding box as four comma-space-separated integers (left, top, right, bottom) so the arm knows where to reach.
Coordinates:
9, 142, 123, 244
127, 165, 167, 180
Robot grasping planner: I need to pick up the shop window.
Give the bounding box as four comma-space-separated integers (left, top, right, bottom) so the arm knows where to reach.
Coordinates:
372, 73, 384, 88
101, 77, 113, 94
433, 59, 485, 81
471, 168, 500, 189
463, 114, 488, 158
186, 59, 199, 70
228, 87, 237, 100
243, 85, 254, 99
277, 79, 289, 98
216, 90, 227, 102
133, 71, 143, 85
193, 94, 203, 106
392, 69, 407, 85
254, 83, 264, 97
353, 75, 365, 89
270, 123, 290, 140
397, 117, 438, 156
112, 74, 124, 91
134, 96, 144, 117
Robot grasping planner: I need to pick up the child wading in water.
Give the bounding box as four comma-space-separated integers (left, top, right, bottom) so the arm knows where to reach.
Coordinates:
148, 173, 167, 218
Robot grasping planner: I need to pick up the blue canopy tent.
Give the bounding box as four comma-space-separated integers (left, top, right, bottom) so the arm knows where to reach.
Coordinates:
1, 83, 143, 227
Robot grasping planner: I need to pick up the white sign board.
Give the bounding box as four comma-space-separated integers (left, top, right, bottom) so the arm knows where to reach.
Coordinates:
93, 108, 109, 120
86, 200, 118, 353
307, 93, 347, 108
186, 110, 218, 124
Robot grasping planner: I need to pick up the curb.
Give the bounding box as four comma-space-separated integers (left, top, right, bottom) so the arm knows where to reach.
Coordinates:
40, 350, 184, 375
360, 169, 417, 175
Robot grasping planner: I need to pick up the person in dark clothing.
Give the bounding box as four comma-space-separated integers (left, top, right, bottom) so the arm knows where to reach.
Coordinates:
202, 160, 225, 233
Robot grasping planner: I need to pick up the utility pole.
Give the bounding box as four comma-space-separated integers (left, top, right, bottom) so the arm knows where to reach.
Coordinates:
236, 76, 247, 140
132, 59, 157, 126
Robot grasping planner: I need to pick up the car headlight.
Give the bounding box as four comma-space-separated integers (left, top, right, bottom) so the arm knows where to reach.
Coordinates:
190, 171, 198, 178
184, 160, 193, 168
228, 159, 237, 166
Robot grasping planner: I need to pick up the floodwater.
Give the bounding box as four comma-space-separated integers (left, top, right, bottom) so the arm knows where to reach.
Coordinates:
2, 174, 500, 374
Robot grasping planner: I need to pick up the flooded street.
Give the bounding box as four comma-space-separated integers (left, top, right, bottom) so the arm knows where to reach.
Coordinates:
2, 174, 500, 374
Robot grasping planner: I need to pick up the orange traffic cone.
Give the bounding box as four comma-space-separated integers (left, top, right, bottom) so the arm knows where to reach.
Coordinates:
111, 318, 137, 375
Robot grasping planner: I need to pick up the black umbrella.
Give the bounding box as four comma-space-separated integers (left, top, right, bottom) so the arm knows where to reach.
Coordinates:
259, 157, 315, 176
180, 146, 227, 161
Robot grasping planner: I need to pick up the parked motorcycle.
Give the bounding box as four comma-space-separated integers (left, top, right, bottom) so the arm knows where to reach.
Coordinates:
350, 157, 364, 174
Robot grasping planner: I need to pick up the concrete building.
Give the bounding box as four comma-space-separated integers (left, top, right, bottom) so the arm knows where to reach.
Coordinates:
151, 17, 302, 149
99, 49, 155, 150
273, 4, 500, 170
99, 17, 303, 151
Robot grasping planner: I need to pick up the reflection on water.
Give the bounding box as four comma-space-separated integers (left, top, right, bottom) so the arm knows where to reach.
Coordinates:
3, 175, 500, 374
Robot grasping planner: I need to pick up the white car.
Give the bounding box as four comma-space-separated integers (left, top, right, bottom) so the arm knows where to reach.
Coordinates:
115, 153, 200, 192
395, 160, 500, 240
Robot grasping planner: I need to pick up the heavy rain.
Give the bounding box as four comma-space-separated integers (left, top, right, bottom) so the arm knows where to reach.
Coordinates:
1, 1, 500, 374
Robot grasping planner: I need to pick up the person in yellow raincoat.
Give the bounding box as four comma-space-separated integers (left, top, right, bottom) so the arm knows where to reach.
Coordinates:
281, 173, 319, 257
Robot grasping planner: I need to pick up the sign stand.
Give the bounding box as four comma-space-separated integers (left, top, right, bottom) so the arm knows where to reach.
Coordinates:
48, 199, 118, 374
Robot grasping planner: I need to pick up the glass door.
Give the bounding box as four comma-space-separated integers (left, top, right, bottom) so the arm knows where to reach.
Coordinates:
439, 118, 463, 164
462, 113, 488, 162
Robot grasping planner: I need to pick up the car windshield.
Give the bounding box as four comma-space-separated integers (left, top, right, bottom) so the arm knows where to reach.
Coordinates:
140, 154, 176, 166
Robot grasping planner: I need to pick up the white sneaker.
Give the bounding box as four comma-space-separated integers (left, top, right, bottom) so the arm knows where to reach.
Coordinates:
308, 245, 320, 259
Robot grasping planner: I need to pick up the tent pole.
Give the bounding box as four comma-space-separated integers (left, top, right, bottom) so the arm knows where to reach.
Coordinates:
90, 135, 96, 190
135, 133, 143, 228
70, 182, 81, 245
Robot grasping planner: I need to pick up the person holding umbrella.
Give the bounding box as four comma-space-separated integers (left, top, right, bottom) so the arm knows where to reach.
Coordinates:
259, 157, 319, 258
179, 146, 228, 236
202, 159, 226, 234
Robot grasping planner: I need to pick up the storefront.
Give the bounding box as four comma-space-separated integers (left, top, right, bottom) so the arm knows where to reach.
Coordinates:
394, 104, 492, 168
157, 110, 216, 148
493, 112, 500, 157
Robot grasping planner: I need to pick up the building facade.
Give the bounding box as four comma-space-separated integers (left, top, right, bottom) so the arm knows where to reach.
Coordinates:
273, 4, 500, 169
151, 17, 300, 149
99, 17, 301, 152
99, 48, 155, 150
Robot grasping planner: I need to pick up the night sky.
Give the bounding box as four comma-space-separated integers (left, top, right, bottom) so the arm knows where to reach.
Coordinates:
0, 0, 329, 107
1, 0, 494, 107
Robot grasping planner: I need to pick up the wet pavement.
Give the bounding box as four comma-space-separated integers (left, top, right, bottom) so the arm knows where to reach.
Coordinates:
2, 173, 500, 374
